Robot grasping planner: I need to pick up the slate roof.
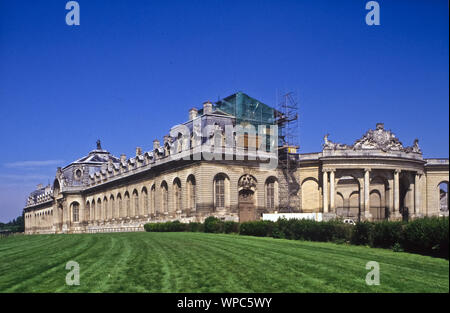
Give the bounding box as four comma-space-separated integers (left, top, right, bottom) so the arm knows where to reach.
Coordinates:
65, 149, 120, 169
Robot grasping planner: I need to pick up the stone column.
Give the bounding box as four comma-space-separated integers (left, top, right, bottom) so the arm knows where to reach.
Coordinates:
414, 172, 421, 216
322, 169, 329, 213
329, 170, 336, 212
393, 169, 400, 217
364, 168, 372, 220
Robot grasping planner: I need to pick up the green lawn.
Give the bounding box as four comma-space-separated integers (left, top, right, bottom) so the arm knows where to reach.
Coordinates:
0, 232, 448, 293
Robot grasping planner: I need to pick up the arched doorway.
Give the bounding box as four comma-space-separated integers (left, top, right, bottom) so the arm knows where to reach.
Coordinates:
348, 191, 360, 220
370, 175, 390, 221
399, 174, 413, 222
301, 177, 320, 212
335, 175, 361, 221
238, 174, 257, 222
369, 190, 382, 220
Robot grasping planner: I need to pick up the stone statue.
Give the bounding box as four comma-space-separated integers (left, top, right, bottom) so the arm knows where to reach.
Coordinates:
323, 133, 330, 145
412, 138, 422, 153
209, 123, 223, 146
183, 135, 189, 151
323, 134, 335, 149
323, 133, 352, 150
192, 123, 202, 147
96, 139, 102, 150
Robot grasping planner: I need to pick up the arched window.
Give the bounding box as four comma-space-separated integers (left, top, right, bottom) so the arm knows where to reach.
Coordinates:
133, 190, 139, 217
97, 199, 102, 221
72, 202, 80, 222
187, 175, 196, 210
142, 187, 148, 215
265, 177, 276, 209
124, 192, 130, 217
173, 178, 181, 212
161, 181, 168, 213
117, 193, 122, 218
215, 175, 226, 209
439, 181, 449, 213
103, 197, 108, 220
177, 132, 183, 152
85, 201, 90, 221
53, 179, 60, 197
110, 195, 115, 219
151, 184, 156, 214
91, 200, 95, 221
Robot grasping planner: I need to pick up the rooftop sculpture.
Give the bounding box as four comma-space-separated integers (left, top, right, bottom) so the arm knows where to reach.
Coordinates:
323, 123, 422, 154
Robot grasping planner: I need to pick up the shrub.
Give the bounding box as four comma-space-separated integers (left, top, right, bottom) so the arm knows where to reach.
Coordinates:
240, 218, 352, 242
290, 219, 352, 242
328, 220, 353, 243
392, 242, 403, 253
274, 218, 292, 239
287, 219, 313, 240
144, 220, 186, 232
144, 223, 152, 232
147, 216, 449, 259
204, 216, 224, 233
239, 221, 275, 237
223, 221, 240, 234
372, 220, 404, 249
401, 217, 449, 258
271, 226, 285, 239
351, 221, 374, 246
186, 222, 204, 232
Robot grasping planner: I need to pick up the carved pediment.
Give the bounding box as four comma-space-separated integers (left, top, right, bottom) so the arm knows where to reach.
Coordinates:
323, 123, 422, 154
353, 123, 404, 152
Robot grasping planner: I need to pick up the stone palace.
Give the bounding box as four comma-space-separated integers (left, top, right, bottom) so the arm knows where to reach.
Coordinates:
23, 92, 449, 234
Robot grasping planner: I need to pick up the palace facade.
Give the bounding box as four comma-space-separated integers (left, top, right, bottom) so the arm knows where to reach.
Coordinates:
23, 92, 449, 234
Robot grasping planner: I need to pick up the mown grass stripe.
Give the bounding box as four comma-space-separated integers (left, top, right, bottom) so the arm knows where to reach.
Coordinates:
0, 232, 447, 293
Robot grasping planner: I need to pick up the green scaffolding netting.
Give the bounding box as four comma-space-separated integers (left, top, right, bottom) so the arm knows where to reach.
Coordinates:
214, 92, 276, 127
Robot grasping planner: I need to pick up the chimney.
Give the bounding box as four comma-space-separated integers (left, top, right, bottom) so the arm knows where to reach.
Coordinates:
120, 154, 126, 162
136, 147, 142, 156
203, 101, 213, 115
189, 108, 198, 120
153, 139, 160, 150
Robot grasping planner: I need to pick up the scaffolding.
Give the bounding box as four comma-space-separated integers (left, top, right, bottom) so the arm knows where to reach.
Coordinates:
214, 92, 276, 127
276, 91, 300, 212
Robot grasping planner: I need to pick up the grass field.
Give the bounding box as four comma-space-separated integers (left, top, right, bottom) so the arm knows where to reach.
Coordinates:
0, 232, 448, 293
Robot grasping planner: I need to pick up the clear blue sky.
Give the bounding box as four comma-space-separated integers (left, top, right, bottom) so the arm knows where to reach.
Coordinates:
0, 0, 448, 222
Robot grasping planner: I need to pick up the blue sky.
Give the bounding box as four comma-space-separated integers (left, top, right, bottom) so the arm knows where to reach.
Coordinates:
0, 0, 448, 222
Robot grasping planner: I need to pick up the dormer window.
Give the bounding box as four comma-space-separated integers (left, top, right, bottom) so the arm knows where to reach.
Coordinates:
75, 169, 82, 179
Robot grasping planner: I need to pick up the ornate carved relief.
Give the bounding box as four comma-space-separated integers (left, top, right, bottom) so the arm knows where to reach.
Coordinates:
238, 174, 257, 191
323, 123, 422, 154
